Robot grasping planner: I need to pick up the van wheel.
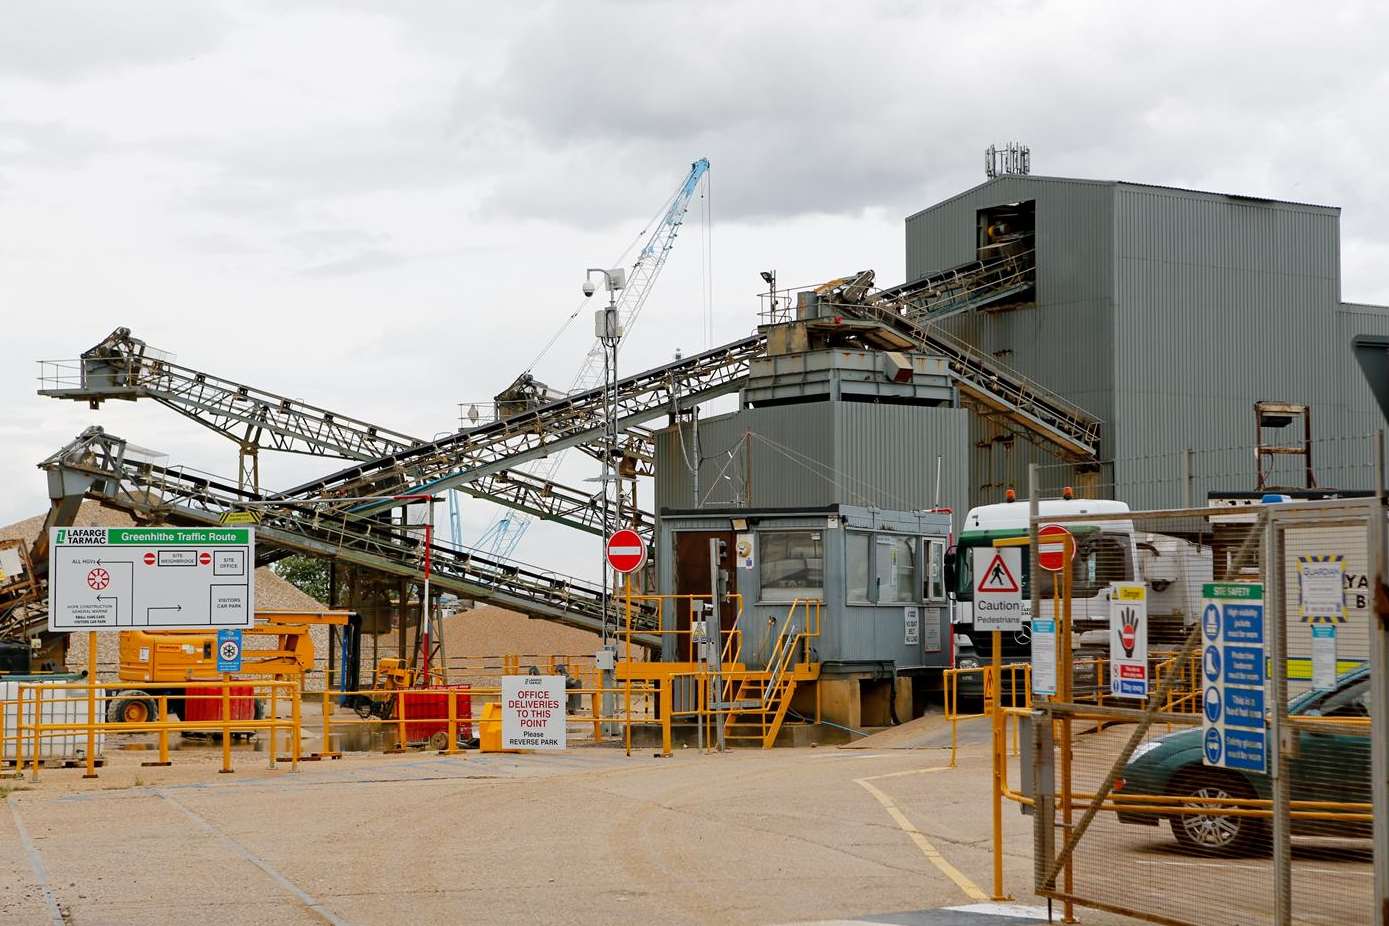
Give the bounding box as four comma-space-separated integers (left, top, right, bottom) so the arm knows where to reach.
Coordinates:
1169, 769, 1266, 856
106, 691, 157, 726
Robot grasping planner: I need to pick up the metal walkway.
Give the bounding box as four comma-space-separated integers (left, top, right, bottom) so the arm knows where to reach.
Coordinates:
815, 269, 1101, 461
38, 328, 650, 538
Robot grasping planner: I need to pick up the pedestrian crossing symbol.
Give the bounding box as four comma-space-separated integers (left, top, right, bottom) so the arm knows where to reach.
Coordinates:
977, 552, 1020, 594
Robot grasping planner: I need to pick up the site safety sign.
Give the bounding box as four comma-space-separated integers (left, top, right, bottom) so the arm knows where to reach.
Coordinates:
502, 675, 567, 751
47, 527, 255, 632
1200, 583, 1267, 774
972, 547, 1023, 632
1109, 583, 1148, 699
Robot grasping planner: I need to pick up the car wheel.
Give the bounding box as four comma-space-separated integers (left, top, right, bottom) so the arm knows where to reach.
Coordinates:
1169, 770, 1266, 856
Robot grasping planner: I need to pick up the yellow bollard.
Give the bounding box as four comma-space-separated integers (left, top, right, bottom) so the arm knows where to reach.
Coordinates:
592, 675, 603, 743
220, 678, 233, 774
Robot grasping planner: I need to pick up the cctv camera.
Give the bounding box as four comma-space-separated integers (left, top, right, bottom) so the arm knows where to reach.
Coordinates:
582, 280, 596, 298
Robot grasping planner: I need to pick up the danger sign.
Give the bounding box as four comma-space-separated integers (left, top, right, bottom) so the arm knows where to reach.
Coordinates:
606, 529, 646, 574
502, 675, 567, 751
972, 547, 1024, 631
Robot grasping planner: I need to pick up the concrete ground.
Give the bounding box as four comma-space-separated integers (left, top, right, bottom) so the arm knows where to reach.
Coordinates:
0, 715, 1141, 925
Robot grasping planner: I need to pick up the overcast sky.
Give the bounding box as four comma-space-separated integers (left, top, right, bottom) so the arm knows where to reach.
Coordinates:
3, 1, 1387, 581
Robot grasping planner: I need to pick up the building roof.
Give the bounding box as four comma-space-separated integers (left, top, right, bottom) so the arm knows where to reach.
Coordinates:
906, 173, 1339, 223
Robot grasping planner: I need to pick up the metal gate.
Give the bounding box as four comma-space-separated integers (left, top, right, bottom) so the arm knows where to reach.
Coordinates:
1027, 496, 1384, 926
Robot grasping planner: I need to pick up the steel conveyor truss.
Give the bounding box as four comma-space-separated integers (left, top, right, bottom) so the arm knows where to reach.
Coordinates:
39, 327, 651, 538
816, 270, 1101, 461
24, 427, 660, 645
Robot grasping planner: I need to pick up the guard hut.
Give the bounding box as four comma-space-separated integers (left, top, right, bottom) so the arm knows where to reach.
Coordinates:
653, 292, 970, 730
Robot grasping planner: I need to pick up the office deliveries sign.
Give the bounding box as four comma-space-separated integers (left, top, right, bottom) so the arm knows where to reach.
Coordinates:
48, 527, 255, 632
1109, 583, 1148, 699
501, 675, 567, 751
972, 547, 1024, 632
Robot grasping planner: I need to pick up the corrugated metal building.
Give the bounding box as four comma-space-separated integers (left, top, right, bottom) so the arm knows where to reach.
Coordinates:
905, 175, 1389, 509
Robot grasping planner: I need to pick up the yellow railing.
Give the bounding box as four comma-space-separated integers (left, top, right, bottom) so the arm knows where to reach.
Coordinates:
6, 678, 301, 781
943, 661, 1032, 767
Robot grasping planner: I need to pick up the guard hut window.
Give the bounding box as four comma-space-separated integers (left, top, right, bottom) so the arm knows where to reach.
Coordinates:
846, 531, 872, 604
925, 539, 946, 602
877, 535, 918, 604
759, 531, 824, 602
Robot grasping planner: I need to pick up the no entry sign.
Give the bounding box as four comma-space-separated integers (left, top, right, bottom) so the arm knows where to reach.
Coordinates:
1037, 524, 1074, 573
606, 529, 646, 574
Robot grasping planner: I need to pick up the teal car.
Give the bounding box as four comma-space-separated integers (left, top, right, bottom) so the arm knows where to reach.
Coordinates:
1115, 666, 1371, 855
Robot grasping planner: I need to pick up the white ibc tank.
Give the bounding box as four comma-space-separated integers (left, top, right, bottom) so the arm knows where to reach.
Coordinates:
1, 680, 105, 763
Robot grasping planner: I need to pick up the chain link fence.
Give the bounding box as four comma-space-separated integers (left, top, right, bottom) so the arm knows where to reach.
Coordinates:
1023, 488, 1380, 925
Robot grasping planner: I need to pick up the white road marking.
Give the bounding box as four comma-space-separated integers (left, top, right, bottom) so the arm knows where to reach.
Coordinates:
158, 789, 356, 925
6, 797, 65, 926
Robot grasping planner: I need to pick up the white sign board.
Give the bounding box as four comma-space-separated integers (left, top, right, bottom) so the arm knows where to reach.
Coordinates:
1297, 555, 1345, 621
903, 606, 920, 645
972, 547, 1024, 632
1109, 583, 1149, 699
502, 675, 567, 751
1031, 618, 1057, 696
1311, 624, 1337, 691
48, 527, 255, 632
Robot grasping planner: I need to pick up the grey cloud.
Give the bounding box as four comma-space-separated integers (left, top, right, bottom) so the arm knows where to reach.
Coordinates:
0, 2, 230, 81
299, 248, 409, 276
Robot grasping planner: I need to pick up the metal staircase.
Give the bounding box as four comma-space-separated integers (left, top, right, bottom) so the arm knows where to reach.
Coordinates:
721, 599, 821, 748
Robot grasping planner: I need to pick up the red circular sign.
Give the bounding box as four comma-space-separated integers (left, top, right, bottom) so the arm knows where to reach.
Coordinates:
1037, 524, 1074, 573
86, 567, 110, 590
199, 552, 212, 565
143, 552, 157, 565
605, 529, 646, 574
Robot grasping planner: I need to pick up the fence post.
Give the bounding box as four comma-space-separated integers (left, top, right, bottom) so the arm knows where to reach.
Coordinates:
31, 684, 42, 784
269, 679, 278, 770
84, 630, 98, 780
320, 686, 333, 758
1370, 432, 1389, 923
141, 695, 172, 768
220, 678, 233, 774
445, 690, 458, 756
290, 681, 300, 772
394, 688, 406, 753
592, 674, 604, 743
660, 676, 672, 757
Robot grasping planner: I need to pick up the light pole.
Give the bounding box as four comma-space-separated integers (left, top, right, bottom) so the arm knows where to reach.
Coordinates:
583, 267, 625, 645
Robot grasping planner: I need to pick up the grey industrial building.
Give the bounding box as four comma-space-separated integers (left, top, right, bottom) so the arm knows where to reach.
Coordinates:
904, 174, 1389, 509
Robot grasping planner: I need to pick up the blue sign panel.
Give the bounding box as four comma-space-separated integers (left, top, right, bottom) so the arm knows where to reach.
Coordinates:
1203, 645, 1222, 682
1223, 604, 1264, 643
1202, 604, 1222, 642
1203, 686, 1222, 723
1117, 679, 1147, 697
1223, 646, 1265, 686
216, 628, 242, 673
1204, 728, 1223, 764
1223, 686, 1265, 729
1224, 729, 1267, 773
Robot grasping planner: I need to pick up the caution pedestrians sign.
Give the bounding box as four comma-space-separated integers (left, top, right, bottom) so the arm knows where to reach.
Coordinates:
972, 547, 1024, 631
